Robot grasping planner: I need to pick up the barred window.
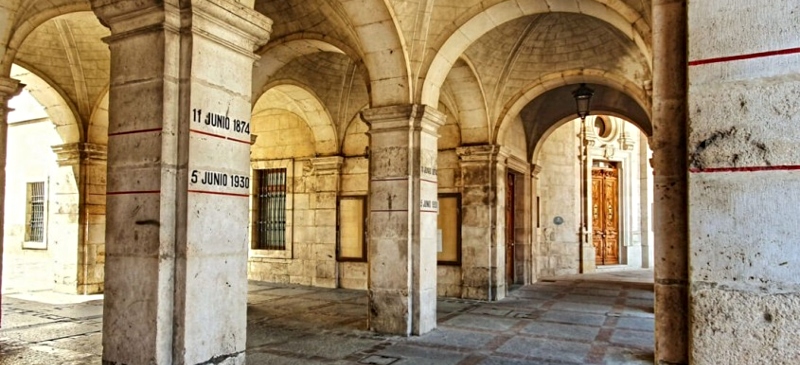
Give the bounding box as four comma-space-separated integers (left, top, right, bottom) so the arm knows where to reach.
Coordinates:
253, 168, 287, 250
26, 182, 45, 243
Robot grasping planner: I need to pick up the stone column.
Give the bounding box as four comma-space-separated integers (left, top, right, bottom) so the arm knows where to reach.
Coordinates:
457, 144, 509, 301
0, 76, 22, 327
531, 164, 542, 281
311, 156, 343, 288
687, 2, 800, 364
91, 1, 271, 364
652, 0, 688, 363
362, 104, 444, 336
51, 142, 107, 295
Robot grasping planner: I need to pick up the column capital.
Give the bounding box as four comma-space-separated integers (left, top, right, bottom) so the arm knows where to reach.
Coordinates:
531, 164, 543, 178
0, 77, 23, 101
361, 104, 445, 135
456, 144, 510, 164
52, 143, 107, 167
311, 156, 344, 175
94, 0, 272, 55
507, 154, 530, 174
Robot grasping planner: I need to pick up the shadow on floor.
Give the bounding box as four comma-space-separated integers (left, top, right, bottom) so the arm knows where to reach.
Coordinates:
1, 272, 654, 364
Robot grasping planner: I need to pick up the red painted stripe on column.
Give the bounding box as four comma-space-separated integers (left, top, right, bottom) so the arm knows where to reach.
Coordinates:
108, 128, 163, 137
690, 165, 800, 173
107, 190, 161, 195
188, 190, 249, 198
190, 129, 251, 144
689, 47, 800, 66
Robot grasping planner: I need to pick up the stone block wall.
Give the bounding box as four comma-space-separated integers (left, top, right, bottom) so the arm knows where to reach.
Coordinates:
536, 121, 581, 276
2, 119, 62, 293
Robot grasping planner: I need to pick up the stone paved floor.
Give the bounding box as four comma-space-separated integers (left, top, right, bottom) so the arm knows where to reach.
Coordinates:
0, 270, 654, 364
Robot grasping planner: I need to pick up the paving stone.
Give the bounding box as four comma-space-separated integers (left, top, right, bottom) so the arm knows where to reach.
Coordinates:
551, 301, 614, 314
265, 333, 382, 359
296, 290, 364, 302
1, 322, 100, 343
436, 301, 474, 314
610, 329, 655, 349
497, 336, 591, 363
539, 310, 607, 327
376, 343, 466, 365
0, 312, 55, 329
521, 321, 600, 341
573, 288, 621, 297
410, 328, 496, 349
469, 307, 513, 317
478, 356, 558, 365
603, 347, 655, 364
511, 290, 560, 300
616, 317, 654, 331
260, 287, 318, 297
443, 314, 520, 332
247, 351, 351, 365
44, 332, 103, 356
562, 294, 619, 305
360, 354, 400, 364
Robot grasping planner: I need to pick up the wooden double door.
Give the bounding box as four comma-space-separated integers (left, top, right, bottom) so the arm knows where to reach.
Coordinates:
592, 163, 620, 265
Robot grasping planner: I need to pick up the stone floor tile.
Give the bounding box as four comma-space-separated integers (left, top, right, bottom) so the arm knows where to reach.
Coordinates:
376, 343, 466, 365
603, 347, 655, 364
572, 288, 621, 297
0, 311, 55, 329
521, 321, 601, 341
552, 301, 615, 315
443, 313, 520, 332
44, 332, 103, 356
626, 290, 655, 300
1, 322, 100, 343
562, 294, 619, 305
437, 300, 475, 314
615, 317, 654, 332
264, 334, 382, 359
410, 327, 497, 349
539, 310, 608, 327
496, 336, 591, 364
610, 329, 655, 349
247, 351, 354, 365
296, 289, 364, 302
478, 356, 560, 365
468, 307, 513, 317
260, 287, 318, 297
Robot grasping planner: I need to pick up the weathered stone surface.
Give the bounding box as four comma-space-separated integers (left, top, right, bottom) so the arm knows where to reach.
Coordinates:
691, 286, 800, 364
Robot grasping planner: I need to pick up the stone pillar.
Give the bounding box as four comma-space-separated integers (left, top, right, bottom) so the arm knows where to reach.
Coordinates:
652, 0, 688, 363
91, 1, 271, 364
362, 104, 444, 336
51, 142, 107, 295
0, 76, 22, 327
311, 156, 343, 288
531, 164, 542, 281
457, 144, 508, 301
687, 2, 800, 363
639, 140, 653, 269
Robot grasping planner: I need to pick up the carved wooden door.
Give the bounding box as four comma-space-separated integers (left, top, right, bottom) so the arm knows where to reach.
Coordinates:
506, 173, 515, 284
591, 164, 620, 265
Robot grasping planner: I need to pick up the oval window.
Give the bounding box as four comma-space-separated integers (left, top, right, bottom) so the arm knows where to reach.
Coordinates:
594, 117, 611, 138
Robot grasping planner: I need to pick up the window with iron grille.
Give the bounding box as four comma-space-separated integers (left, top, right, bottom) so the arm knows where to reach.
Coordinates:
26, 182, 45, 243
253, 168, 287, 250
